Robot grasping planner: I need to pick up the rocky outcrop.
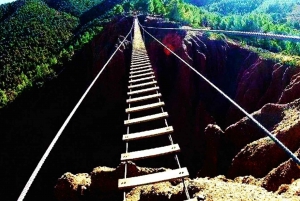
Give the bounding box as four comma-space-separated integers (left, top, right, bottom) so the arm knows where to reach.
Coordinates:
279, 71, 300, 104
276, 178, 300, 197
261, 149, 300, 192
227, 99, 300, 178
222, 103, 286, 172
55, 165, 300, 201
54, 162, 169, 201
197, 124, 223, 177
54, 173, 91, 201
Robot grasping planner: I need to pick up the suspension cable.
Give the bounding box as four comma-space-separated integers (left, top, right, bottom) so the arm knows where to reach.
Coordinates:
17, 23, 134, 201
142, 25, 300, 42
139, 22, 300, 166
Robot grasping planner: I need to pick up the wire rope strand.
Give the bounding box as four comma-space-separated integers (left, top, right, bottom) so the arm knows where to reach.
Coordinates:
139, 22, 300, 166
17, 23, 134, 201
141, 25, 300, 42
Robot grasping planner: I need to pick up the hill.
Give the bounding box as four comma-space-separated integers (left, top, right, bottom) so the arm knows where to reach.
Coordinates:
0, 0, 125, 108
1, 0, 300, 109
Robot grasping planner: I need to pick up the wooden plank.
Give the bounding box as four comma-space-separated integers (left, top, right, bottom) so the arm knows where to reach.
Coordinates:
126, 93, 161, 103
132, 54, 148, 58
132, 55, 148, 58
132, 55, 147, 59
128, 86, 159, 96
132, 55, 148, 59
124, 112, 168, 125
130, 65, 152, 71
132, 56, 148, 60
131, 63, 151, 68
130, 68, 151, 74
132, 51, 147, 55
123, 126, 174, 141
132, 57, 148, 60
129, 72, 154, 79
132, 53, 147, 56
131, 61, 150, 66
128, 81, 157, 89
118, 167, 189, 190
129, 76, 155, 83
121, 144, 180, 161
133, 50, 147, 53
126, 101, 164, 113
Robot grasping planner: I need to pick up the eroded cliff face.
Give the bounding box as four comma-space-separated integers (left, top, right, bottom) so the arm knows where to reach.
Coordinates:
42, 16, 300, 200
142, 17, 300, 177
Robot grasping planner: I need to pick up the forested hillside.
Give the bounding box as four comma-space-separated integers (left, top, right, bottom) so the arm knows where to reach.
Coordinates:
0, 0, 124, 108
1, 0, 300, 109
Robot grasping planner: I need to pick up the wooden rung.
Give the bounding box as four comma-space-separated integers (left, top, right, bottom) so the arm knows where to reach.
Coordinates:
129, 72, 154, 79
129, 76, 155, 83
123, 126, 174, 141
133, 56, 149, 59
132, 55, 148, 58
131, 61, 150, 67
130, 68, 151, 74
118, 167, 189, 190
132, 58, 149, 62
126, 93, 161, 103
131, 61, 150, 65
133, 50, 147, 53
132, 54, 147, 56
121, 144, 180, 161
131, 65, 152, 71
131, 54, 149, 60
132, 53, 147, 57
132, 52, 147, 55
126, 101, 164, 113
124, 112, 168, 125
128, 81, 157, 89
128, 86, 159, 96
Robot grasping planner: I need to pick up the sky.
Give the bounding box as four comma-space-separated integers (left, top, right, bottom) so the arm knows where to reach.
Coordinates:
0, 0, 17, 5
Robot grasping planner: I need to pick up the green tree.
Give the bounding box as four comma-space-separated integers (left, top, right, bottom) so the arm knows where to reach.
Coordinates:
113, 4, 124, 15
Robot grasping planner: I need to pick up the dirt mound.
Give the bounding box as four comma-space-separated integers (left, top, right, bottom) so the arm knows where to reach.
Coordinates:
227, 99, 300, 178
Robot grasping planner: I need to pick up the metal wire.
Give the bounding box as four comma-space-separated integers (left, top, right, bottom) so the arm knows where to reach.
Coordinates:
124, 21, 137, 200
139, 22, 300, 166
141, 25, 300, 42
17, 23, 134, 201
124, 99, 131, 201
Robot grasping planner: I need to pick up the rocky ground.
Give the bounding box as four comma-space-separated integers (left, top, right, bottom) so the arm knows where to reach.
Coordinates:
54, 161, 300, 201
54, 94, 300, 200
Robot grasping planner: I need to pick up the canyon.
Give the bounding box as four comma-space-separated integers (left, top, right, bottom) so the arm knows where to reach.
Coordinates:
2, 16, 300, 200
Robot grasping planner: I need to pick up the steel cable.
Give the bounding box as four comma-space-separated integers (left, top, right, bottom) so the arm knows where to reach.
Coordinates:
142, 25, 300, 42
17, 23, 134, 201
